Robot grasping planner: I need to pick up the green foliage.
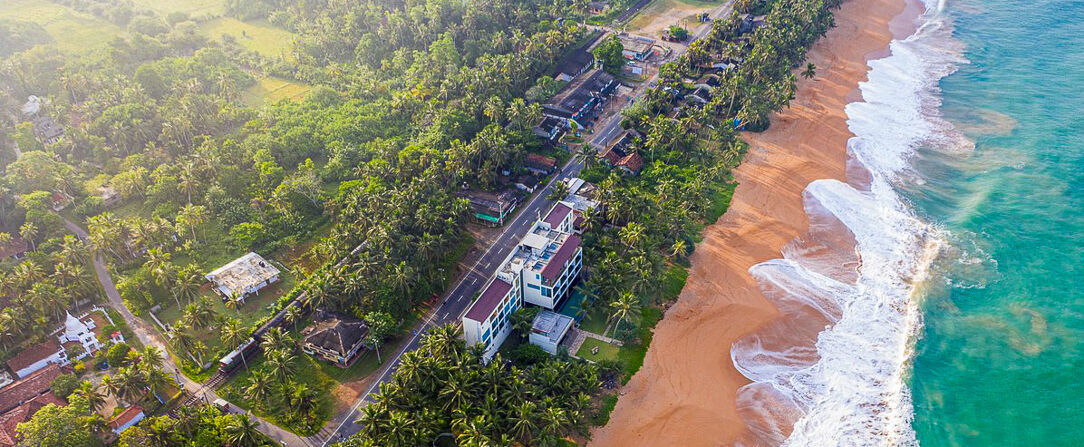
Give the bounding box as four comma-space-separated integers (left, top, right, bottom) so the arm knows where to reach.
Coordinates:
15, 394, 102, 447
0, 19, 52, 58
592, 394, 619, 426
593, 36, 626, 74
343, 325, 599, 446
106, 341, 132, 367
117, 404, 274, 447
511, 306, 541, 340
668, 25, 689, 40
229, 221, 267, 249
509, 342, 549, 366
50, 373, 80, 399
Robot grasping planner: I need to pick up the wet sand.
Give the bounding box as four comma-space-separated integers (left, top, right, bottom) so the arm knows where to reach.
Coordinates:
590, 0, 911, 445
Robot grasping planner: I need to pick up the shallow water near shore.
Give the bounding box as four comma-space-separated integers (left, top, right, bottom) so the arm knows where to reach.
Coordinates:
908, 0, 1084, 444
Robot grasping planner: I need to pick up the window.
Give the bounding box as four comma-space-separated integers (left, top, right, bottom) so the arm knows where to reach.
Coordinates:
542, 288, 551, 297
527, 283, 541, 290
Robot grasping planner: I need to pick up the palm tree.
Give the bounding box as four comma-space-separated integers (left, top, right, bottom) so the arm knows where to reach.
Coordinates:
607, 292, 641, 338
801, 62, 817, 79
265, 349, 296, 383
510, 400, 539, 443
547, 180, 570, 202
140, 346, 165, 372
576, 144, 597, 168
73, 380, 106, 411
227, 413, 261, 447
174, 266, 204, 306
244, 370, 273, 407
259, 327, 292, 354
668, 239, 688, 261
19, 222, 38, 252
221, 289, 244, 312
284, 305, 302, 332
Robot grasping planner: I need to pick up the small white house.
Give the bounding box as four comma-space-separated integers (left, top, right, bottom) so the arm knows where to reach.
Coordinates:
529, 311, 574, 355
5, 339, 67, 379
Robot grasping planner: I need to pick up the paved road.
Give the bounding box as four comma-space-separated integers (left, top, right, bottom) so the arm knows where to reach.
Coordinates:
60, 217, 312, 446
315, 2, 735, 445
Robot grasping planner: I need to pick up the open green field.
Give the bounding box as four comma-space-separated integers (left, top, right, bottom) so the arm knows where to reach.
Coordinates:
577, 337, 620, 363
131, 0, 224, 17
198, 18, 295, 58
242, 77, 313, 107
0, 0, 124, 53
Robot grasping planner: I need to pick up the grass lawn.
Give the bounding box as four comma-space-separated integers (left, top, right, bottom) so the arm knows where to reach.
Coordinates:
198, 18, 295, 58
242, 77, 313, 107
130, 0, 223, 17
616, 306, 663, 382
577, 337, 620, 363
579, 305, 611, 335
218, 353, 334, 435
0, 0, 125, 53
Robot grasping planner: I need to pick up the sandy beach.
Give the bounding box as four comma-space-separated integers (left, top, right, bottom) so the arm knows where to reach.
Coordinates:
589, 0, 913, 445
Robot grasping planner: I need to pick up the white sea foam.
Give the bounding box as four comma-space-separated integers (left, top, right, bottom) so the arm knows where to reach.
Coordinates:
731, 1, 969, 446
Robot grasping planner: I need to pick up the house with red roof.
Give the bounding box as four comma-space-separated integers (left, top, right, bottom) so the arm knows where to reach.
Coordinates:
108, 405, 145, 435
5, 340, 66, 379
6, 307, 124, 379
598, 130, 645, 175
0, 392, 65, 447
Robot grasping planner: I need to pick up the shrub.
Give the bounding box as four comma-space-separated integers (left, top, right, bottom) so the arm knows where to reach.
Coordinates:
508, 343, 549, 366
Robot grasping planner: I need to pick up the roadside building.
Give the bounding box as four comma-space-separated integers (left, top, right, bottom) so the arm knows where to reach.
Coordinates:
50, 192, 72, 211
206, 252, 281, 303
552, 32, 603, 82
524, 154, 558, 176
542, 69, 618, 130
462, 276, 522, 361
301, 311, 370, 367
108, 405, 145, 435
599, 130, 645, 175
532, 116, 566, 146
738, 14, 767, 34
617, 34, 655, 61
588, 1, 609, 14
461, 190, 519, 227
529, 311, 574, 355
496, 203, 582, 310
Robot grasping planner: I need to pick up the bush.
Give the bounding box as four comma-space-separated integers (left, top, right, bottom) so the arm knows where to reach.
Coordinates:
106, 342, 131, 367
73, 362, 86, 374
52, 373, 80, 398
508, 343, 549, 366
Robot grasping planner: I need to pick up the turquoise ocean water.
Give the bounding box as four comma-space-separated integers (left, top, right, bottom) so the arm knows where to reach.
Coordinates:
909, 0, 1084, 445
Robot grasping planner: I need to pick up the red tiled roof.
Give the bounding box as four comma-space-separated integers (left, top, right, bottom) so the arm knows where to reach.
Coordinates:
0, 237, 28, 260
540, 235, 582, 282
0, 364, 63, 414
465, 279, 513, 322
544, 203, 572, 228
618, 152, 644, 173
109, 405, 144, 431
0, 392, 64, 447
598, 147, 622, 165
525, 154, 557, 170
6, 339, 61, 374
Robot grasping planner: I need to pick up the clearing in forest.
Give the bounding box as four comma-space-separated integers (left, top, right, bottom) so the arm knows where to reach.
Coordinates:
624, 0, 718, 37
242, 77, 312, 107
0, 0, 124, 53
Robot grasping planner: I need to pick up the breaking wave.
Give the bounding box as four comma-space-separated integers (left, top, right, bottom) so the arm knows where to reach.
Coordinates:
731, 1, 969, 445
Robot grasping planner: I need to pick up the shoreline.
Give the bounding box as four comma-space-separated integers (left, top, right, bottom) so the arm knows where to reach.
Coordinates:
589, 0, 915, 445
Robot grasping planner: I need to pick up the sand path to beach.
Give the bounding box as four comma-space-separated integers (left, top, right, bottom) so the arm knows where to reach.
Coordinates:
589, 0, 913, 444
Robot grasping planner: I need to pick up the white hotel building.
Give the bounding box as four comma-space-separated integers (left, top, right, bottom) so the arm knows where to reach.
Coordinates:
463, 201, 584, 360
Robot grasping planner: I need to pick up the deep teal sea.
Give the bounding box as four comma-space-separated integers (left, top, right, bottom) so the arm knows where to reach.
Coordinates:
908, 0, 1084, 444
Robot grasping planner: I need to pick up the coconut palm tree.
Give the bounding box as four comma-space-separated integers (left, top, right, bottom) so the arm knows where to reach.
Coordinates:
244, 370, 273, 407
73, 380, 106, 411
18, 222, 38, 252
265, 349, 296, 383
175, 264, 204, 304
227, 413, 261, 447
801, 62, 816, 79
607, 292, 641, 338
